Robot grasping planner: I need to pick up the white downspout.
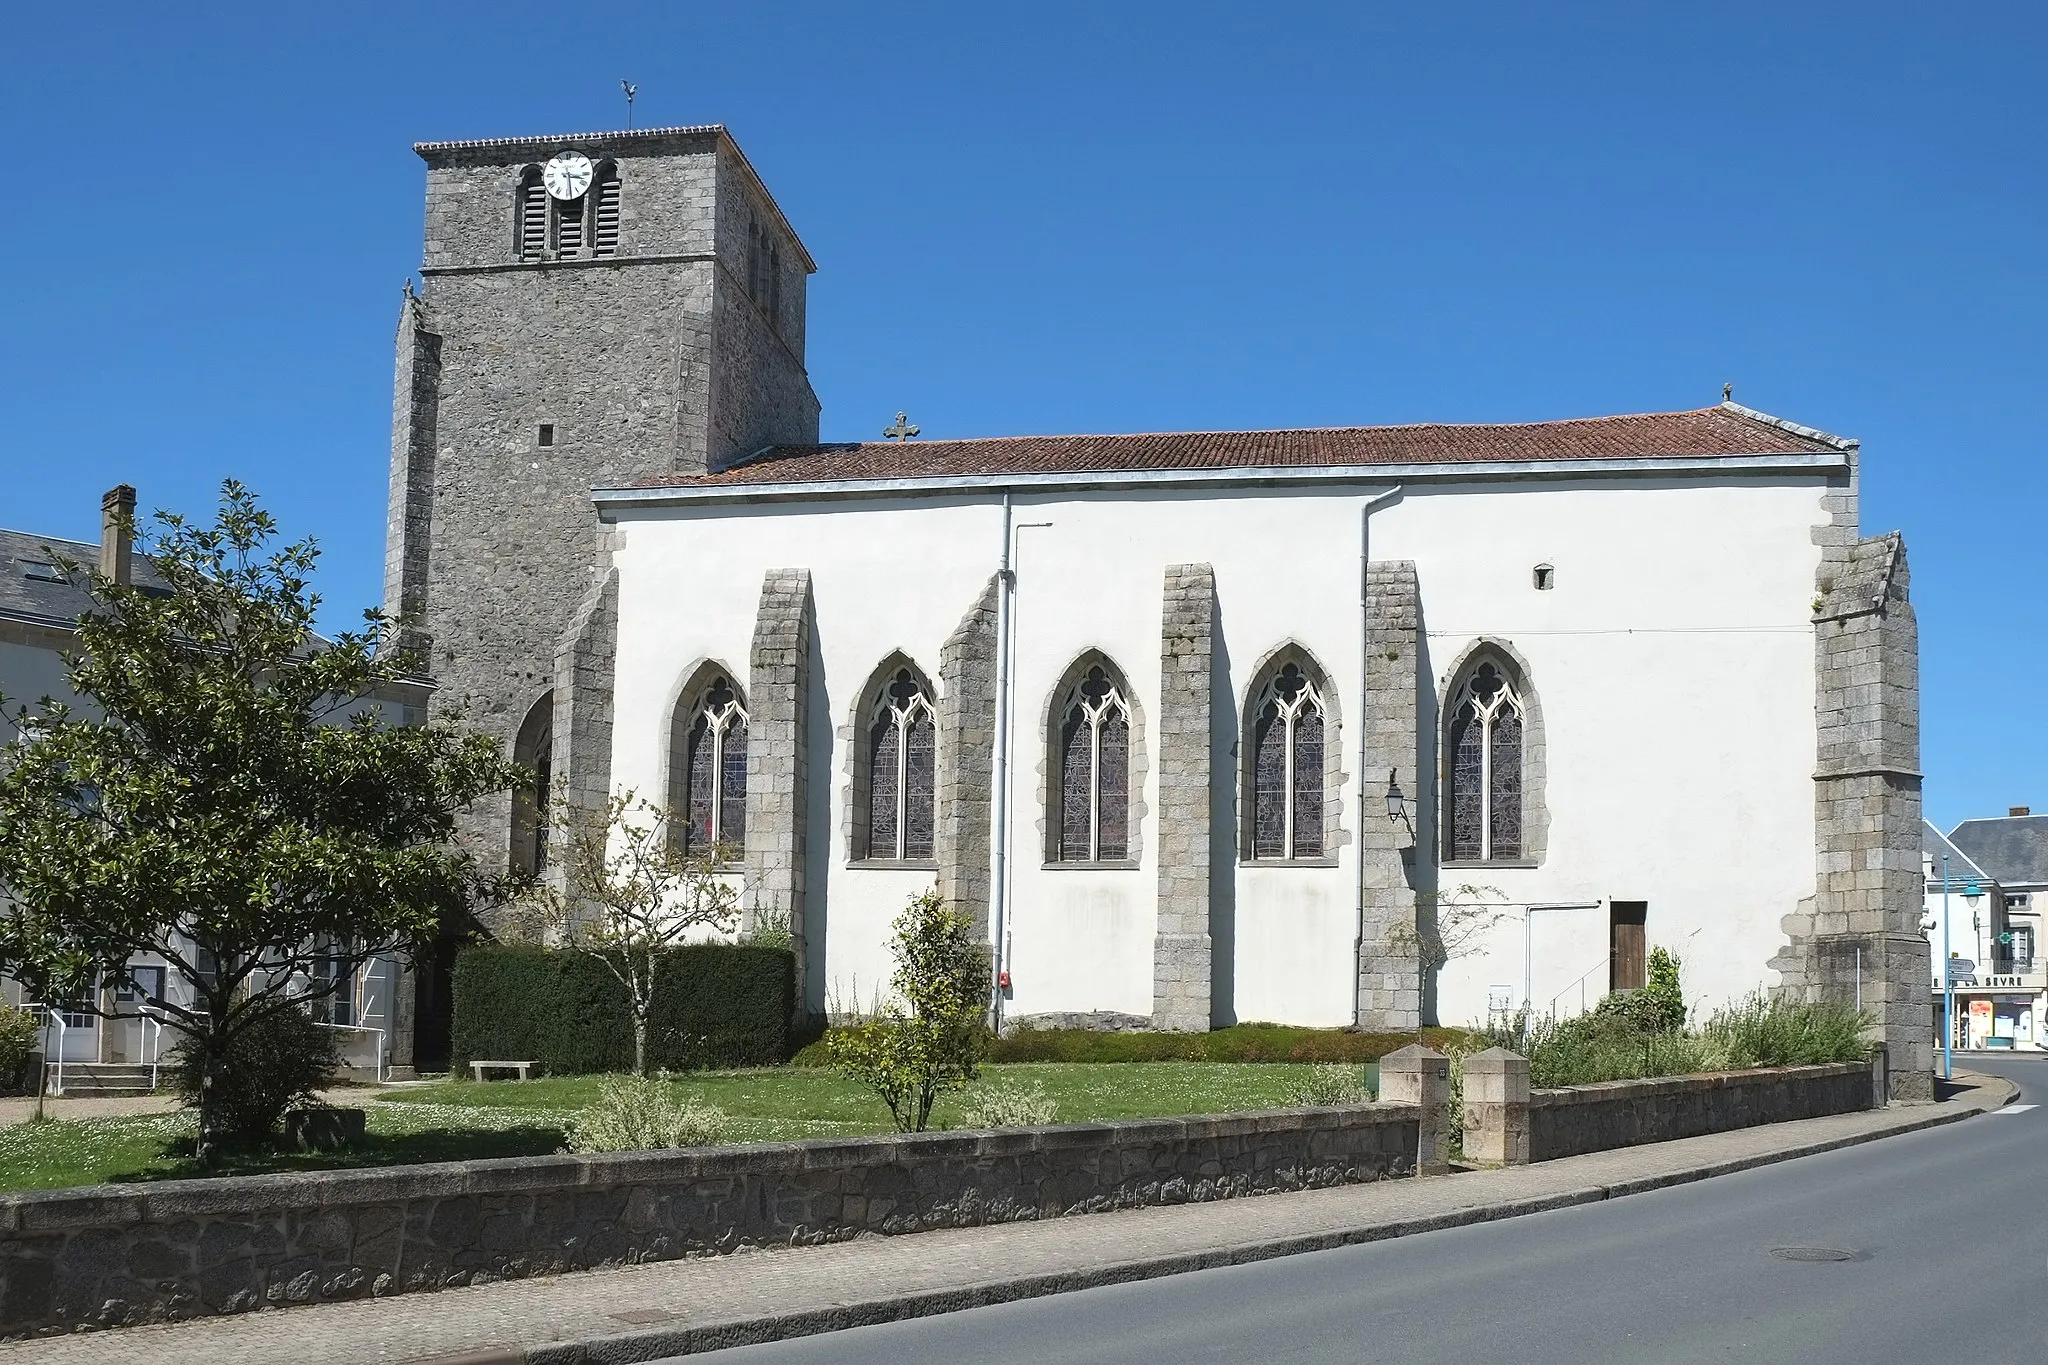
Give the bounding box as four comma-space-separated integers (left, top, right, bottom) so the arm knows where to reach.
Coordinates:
1355, 484, 1405, 1027
990, 492, 1015, 1032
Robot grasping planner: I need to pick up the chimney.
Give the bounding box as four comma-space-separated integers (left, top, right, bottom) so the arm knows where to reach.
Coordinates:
2011, 806, 2032, 818
99, 485, 136, 586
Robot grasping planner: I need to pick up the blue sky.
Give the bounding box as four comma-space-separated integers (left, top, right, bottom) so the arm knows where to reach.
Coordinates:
1, 3, 2039, 827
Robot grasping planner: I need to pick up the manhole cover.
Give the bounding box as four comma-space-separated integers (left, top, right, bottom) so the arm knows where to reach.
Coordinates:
1770, 1246, 1862, 1263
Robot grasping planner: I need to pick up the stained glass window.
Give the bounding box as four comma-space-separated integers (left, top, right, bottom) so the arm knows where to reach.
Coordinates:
681, 675, 747, 859
864, 667, 936, 861
1054, 663, 1132, 862
1248, 661, 1327, 860
1444, 660, 1525, 862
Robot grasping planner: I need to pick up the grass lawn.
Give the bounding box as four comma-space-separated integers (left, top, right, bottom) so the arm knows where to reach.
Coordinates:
0, 1061, 1372, 1194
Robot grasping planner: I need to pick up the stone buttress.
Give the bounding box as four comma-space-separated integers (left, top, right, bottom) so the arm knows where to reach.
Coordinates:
937, 577, 1000, 940
1153, 564, 1215, 1030
1773, 520, 1930, 1100
1359, 561, 1422, 1030
746, 569, 813, 997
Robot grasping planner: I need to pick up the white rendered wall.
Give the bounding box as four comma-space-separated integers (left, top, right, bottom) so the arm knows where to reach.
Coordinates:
606, 470, 1832, 1028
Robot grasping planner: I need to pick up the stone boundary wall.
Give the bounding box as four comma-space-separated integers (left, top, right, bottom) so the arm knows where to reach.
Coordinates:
0, 1104, 1421, 1337
1526, 1062, 1876, 1163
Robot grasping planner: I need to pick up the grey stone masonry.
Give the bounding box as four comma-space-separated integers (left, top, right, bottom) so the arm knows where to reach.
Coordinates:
1527, 1061, 1877, 1161
0, 1104, 1419, 1337
548, 566, 618, 892
399, 127, 820, 885
1153, 564, 1215, 1031
1378, 1044, 1451, 1176
1774, 518, 1931, 1100
938, 578, 1001, 940
747, 569, 812, 987
1359, 561, 1422, 1029
1461, 1046, 1531, 1165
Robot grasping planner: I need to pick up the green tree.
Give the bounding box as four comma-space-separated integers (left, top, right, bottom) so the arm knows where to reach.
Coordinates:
516, 789, 740, 1076
1643, 946, 1687, 1031
828, 889, 989, 1132
0, 482, 525, 1159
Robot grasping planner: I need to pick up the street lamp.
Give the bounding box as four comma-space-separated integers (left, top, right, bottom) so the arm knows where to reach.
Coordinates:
1937, 858, 1988, 1081
1384, 771, 1409, 829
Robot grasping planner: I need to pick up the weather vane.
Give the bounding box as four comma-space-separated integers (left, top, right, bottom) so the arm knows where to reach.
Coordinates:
883, 411, 920, 442
622, 79, 638, 129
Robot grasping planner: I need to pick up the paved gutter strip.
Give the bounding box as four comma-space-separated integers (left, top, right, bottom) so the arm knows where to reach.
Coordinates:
4, 1074, 2014, 1365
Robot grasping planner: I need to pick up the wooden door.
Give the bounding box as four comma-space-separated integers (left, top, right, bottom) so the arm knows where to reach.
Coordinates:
1610, 901, 1648, 992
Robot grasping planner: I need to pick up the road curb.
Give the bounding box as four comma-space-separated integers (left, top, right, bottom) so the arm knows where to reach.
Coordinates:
451, 1078, 2018, 1364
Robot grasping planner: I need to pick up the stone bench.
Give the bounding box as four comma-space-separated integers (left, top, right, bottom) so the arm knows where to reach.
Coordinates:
470, 1060, 538, 1082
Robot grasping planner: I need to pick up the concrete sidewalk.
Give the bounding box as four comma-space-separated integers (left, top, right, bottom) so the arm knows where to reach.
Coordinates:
2, 1071, 2014, 1365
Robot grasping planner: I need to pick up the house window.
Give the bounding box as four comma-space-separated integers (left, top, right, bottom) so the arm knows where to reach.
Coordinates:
1248, 660, 1327, 859
680, 675, 748, 858
863, 667, 936, 861
2014, 925, 2035, 970
114, 965, 165, 1008
1445, 660, 1525, 862
309, 952, 354, 1028
515, 167, 547, 259
1054, 664, 1131, 862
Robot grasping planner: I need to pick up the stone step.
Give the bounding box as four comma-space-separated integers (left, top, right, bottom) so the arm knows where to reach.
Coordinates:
45, 1062, 161, 1096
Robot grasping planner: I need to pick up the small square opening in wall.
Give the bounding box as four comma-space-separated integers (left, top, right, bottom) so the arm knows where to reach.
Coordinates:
1532, 563, 1555, 590
538, 424, 555, 448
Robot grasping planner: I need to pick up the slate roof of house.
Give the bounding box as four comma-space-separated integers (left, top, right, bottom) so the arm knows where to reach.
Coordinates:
0, 528, 171, 628
626, 402, 1854, 492
1947, 816, 2048, 888
1924, 821, 1991, 885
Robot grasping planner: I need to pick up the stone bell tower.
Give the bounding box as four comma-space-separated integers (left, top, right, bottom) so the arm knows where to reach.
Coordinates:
382, 125, 820, 1065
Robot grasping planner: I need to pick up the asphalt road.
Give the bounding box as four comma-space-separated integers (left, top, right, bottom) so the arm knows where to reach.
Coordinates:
680, 1057, 2048, 1365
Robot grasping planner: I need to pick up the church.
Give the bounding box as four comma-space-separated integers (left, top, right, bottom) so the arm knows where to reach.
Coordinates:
384, 124, 1932, 1095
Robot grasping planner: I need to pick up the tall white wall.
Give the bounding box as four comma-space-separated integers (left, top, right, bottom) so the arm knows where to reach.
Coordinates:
607, 471, 1830, 1028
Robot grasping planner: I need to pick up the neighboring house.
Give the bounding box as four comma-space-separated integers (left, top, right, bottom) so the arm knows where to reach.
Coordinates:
1924, 809, 2047, 1050
0, 487, 423, 1088
374, 122, 1934, 1093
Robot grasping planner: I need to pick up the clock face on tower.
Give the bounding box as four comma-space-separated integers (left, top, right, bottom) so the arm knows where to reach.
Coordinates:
543, 152, 594, 201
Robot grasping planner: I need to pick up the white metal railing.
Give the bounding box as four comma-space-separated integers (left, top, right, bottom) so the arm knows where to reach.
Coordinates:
140, 1010, 164, 1091
1550, 954, 1616, 1020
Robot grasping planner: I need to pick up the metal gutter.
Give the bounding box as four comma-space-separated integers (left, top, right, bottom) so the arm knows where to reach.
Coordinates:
593, 450, 1850, 515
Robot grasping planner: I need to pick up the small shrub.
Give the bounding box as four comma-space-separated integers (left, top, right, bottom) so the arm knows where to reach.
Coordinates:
170, 1004, 341, 1144
0, 1006, 39, 1093
1701, 992, 1869, 1069
568, 1075, 728, 1153
957, 1080, 1059, 1128
828, 891, 990, 1132
1284, 1063, 1373, 1107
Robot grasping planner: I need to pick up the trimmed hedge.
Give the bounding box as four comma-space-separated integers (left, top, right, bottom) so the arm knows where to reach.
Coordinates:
452, 944, 796, 1075
792, 1022, 1475, 1067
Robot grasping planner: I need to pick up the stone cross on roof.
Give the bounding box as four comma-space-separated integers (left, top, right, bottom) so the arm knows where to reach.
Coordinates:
883, 412, 920, 442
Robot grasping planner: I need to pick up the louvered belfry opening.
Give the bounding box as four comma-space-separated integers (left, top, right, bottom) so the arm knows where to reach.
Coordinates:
515, 168, 547, 259
554, 189, 585, 254
592, 165, 620, 257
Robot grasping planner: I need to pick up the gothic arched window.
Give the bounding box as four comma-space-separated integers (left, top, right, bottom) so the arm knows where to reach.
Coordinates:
678, 674, 747, 859
861, 666, 936, 862
1445, 660, 1525, 862
1054, 663, 1132, 862
510, 692, 553, 876
1247, 660, 1328, 860
514, 167, 546, 260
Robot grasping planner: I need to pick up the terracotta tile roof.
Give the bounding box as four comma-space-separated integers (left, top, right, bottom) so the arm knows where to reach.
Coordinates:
638, 404, 1850, 490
